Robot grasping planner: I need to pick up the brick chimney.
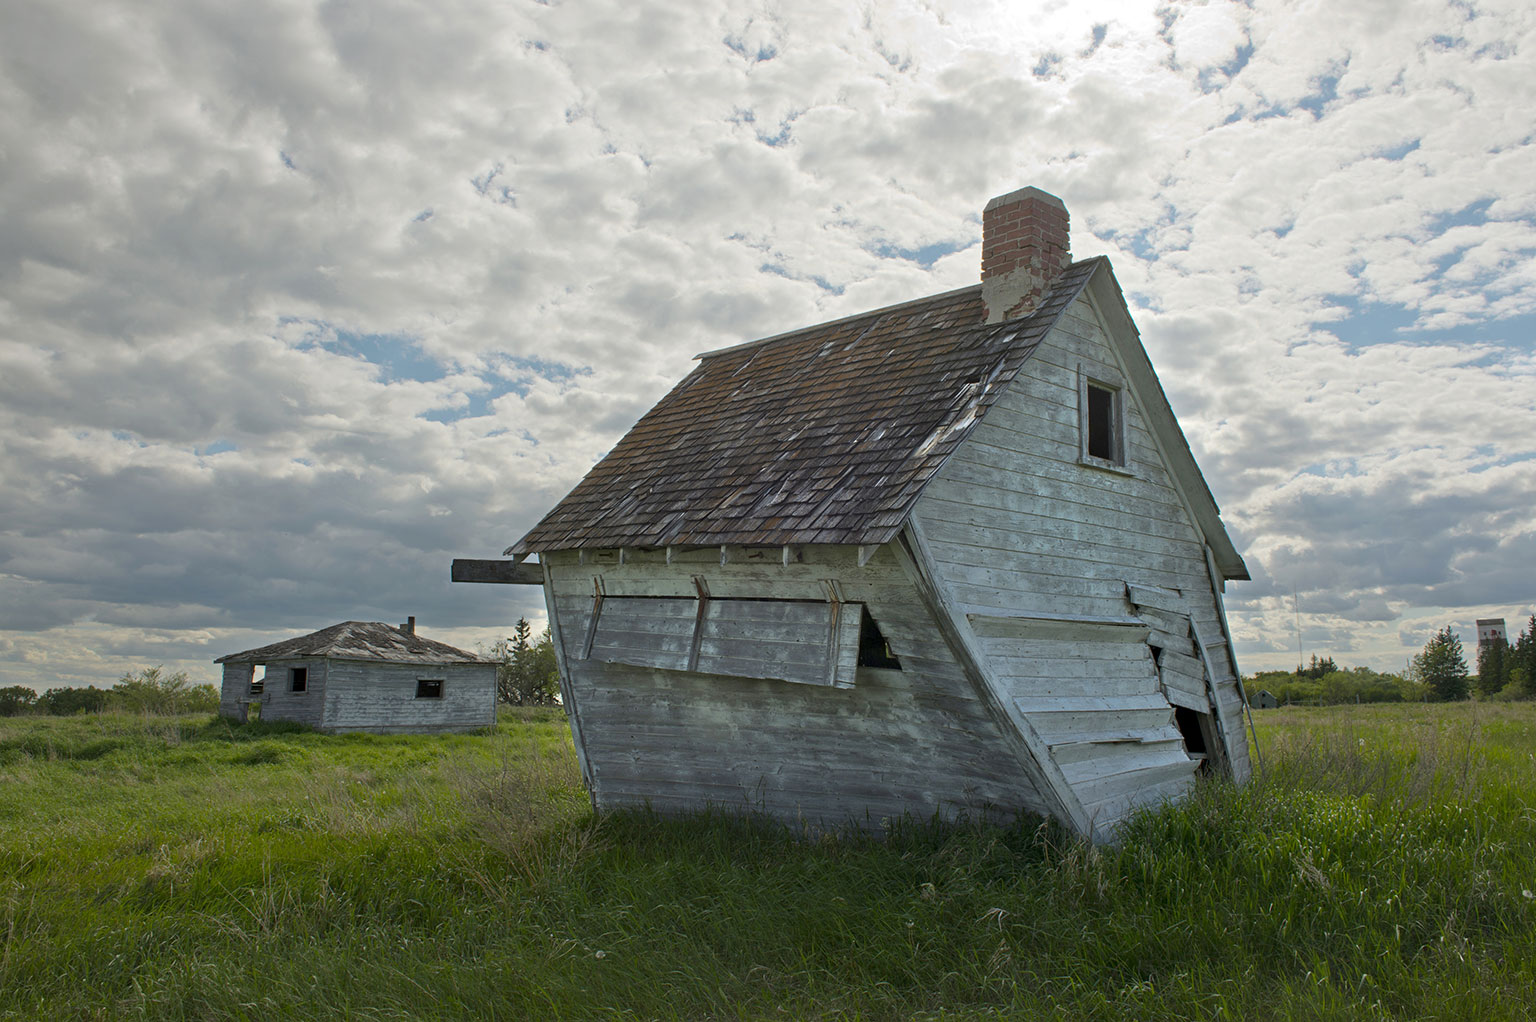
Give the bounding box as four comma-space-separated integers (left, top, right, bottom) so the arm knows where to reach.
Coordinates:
401, 616, 416, 636
980, 186, 1071, 324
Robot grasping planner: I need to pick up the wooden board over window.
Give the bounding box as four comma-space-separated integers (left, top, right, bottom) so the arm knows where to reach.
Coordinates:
582, 593, 861, 689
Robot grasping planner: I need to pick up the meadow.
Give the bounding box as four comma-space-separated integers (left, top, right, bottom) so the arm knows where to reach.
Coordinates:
1, 703, 1533, 1020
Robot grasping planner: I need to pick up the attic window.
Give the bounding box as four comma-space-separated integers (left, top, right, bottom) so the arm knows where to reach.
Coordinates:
857, 607, 901, 669
1078, 367, 1128, 471
416, 679, 444, 699
289, 667, 308, 693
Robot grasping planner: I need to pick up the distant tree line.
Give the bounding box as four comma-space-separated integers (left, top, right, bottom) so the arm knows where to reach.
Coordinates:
485, 618, 561, 706
0, 667, 220, 717
1246, 655, 1425, 707
1247, 619, 1536, 708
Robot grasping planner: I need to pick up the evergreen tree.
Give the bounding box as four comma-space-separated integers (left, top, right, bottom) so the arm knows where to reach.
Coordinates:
1510, 616, 1536, 698
492, 619, 558, 706
1412, 626, 1471, 702
1475, 637, 1509, 696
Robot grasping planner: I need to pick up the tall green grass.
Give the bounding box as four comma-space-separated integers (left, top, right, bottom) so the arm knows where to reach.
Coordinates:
1, 704, 1533, 1019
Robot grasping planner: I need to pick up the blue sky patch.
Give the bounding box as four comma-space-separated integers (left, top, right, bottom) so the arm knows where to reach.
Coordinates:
1425, 198, 1493, 234
294, 326, 447, 385
868, 239, 969, 268
1373, 138, 1421, 161
1322, 299, 1536, 352
1296, 73, 1341, 118
424, 358, 591, 424
723, 35, 777, 63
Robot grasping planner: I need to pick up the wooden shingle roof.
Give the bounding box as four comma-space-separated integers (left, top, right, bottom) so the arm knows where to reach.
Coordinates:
215, 621, 490, 665
510, 258, 1103, 554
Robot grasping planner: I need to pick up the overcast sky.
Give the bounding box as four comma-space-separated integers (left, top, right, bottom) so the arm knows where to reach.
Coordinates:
2, 0, 1532, 691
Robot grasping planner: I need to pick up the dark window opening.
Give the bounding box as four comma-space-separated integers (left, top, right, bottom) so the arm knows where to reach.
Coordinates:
857, 607, 901, 669
289, 667, 308, 693
1174, 705, 1212, 775
250, 677, 264, 695
1086, 382, 1117, 461
416, 679, 444, 699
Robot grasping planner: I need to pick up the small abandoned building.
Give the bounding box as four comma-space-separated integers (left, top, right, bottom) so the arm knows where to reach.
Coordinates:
215, 618, 496, 733
1254, 690, 1279, 710
456, 186, 1252, 841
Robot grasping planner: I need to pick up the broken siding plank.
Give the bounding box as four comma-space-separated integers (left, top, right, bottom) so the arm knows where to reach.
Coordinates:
920, 511, 1205, 567
977, 636, 1153, 660
1084, 773, 1199, 833
933, 560, 1196, 613
1058, 747, 1198, 793
1047, 727, 1185, 765
919, 486, 1200, 546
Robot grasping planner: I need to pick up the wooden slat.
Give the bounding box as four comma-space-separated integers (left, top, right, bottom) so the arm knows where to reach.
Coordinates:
966, 611, 1148, 640
450, 558, 543, 585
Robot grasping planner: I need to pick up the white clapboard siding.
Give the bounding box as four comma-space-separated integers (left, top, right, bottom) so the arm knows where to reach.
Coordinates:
1156, 649, 1209, 711
911, 290, 1249, 833
586, 596, 696, 669
322, 660, 497, 733
545, 545, 1053, 826
258, 658, 328, 728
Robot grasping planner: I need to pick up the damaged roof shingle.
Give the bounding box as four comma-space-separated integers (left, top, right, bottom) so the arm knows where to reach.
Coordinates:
510, 259, 1102, 554
216, 621, 491, 665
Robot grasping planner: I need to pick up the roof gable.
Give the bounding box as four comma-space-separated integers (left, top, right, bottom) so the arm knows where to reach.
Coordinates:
1074, 268, 1248, 580
511, 260, 1102, 554
215, 621, 489, 665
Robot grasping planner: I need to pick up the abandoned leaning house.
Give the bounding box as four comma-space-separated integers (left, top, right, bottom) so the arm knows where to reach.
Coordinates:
456, 186, 1252, 841
216, 618, 497, 733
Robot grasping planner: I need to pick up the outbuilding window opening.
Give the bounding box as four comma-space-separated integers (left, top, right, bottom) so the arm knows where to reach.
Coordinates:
289, 667, 308, 693
857, 607, 901, 669
416, 679, 444, 699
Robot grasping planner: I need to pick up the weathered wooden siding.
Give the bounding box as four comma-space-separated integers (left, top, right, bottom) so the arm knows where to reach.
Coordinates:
912, 290, 1249, 836
545, 544, 1051, 827
259, 658, 328, 728
218, 663, 254, 720
321, 660, 496, 733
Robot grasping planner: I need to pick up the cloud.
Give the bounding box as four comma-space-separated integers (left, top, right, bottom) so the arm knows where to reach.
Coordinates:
0, 0, 1532, 688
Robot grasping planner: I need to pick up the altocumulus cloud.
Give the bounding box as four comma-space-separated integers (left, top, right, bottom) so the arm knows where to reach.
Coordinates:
0, 0, 1532, 689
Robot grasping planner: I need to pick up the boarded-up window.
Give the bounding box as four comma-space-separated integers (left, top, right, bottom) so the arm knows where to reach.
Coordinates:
581, 594, 861, 688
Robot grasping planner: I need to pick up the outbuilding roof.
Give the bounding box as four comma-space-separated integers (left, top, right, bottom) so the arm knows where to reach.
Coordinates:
215, 621, 490, 665
510, 259, 1101, 554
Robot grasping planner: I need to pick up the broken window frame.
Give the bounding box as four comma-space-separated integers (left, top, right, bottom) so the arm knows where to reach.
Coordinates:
575, 577, 865, 688
1077, 365, 1130, 473
415, 679, 445, 699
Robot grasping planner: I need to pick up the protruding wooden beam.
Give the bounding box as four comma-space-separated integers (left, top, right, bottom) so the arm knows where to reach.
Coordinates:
857, 544, 877, 567
451, 558, 544, 585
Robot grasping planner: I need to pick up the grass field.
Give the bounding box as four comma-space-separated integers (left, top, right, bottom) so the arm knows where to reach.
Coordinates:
1, 703, 1533, 1020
